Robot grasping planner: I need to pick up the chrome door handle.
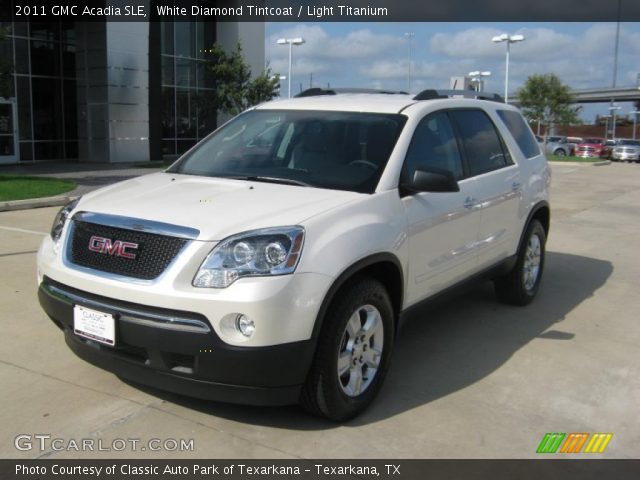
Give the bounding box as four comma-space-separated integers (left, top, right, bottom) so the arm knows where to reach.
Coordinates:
463, 197, 476, 209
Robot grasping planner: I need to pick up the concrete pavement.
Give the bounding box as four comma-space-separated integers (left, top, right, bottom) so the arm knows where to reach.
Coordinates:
0, 163, 639, 459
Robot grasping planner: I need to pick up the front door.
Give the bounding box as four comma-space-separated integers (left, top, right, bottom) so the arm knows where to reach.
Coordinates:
401, 111, 482, 306
0, 99, 18, 164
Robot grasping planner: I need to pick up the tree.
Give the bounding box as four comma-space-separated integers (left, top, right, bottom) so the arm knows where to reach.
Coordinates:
0, 26, 13, 98
516, 74, 581, 135
198, 43, 280, 118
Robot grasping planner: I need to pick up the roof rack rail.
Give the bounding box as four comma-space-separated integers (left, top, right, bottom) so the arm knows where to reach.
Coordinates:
413, 89, 504, 103
295, 88, 409, 98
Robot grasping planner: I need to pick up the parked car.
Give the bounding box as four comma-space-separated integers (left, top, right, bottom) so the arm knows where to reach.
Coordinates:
542, 136, 572, 157
37, 88, 550, 421
611, 139, 640, 162
575, 138, 606, 158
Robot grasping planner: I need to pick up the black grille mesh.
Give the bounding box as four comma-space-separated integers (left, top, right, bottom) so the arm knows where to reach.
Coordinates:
69, 220, 188, 280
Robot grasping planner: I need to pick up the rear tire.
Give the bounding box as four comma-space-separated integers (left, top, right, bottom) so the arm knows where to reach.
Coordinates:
554, 149, 566, 157
494, 219, 546, 306
300, 277, 394, 421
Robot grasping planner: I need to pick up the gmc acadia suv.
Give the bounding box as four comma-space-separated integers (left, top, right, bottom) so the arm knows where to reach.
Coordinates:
37, 89, 550, 421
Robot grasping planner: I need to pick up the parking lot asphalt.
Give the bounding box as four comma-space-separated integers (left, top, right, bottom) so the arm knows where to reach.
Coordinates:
0, 163, 639, 459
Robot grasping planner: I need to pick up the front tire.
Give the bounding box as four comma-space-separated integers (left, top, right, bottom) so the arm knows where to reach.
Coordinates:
301, 277, 394, 421
554, 149, 566, 157
494, 219, 546, 306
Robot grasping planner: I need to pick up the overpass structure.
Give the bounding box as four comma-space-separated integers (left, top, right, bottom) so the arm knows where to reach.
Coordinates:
569, 86, 640, 104
510, 86, 640, 105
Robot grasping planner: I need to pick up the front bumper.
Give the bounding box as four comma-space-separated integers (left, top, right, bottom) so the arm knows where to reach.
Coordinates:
612, 152, 640, 161
39, 277, 316, 405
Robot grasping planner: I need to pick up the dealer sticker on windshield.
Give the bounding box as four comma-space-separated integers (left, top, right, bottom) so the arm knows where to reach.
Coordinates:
73, 305, 115, 346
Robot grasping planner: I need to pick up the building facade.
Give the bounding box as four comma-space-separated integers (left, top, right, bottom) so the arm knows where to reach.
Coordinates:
0, 19, 265, 165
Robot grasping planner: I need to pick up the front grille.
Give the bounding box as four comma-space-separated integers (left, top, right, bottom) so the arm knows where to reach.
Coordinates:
69, 220, 188, 280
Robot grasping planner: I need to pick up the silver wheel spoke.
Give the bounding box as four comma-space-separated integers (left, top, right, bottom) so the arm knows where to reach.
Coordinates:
364, 348, 382, 369
362, 310, 382, 340
345, 312, 361, 339
337, 351, 351, 376
348, 366, 363, 396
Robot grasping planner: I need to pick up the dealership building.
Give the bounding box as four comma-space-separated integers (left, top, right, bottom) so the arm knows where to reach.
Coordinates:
0, 18, 264, 165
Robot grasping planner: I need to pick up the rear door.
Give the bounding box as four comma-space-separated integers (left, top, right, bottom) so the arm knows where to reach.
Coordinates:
449, 109, 524, 270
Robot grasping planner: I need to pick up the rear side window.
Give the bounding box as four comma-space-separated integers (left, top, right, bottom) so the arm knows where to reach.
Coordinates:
450, 110, 511, 176
497, 110, 541, 159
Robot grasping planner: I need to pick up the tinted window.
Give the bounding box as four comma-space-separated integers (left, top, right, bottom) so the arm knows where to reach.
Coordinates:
402, 112, 463, 182
497, 110, 541, 159
451, 110, 509, 176
169, 110, 406, 194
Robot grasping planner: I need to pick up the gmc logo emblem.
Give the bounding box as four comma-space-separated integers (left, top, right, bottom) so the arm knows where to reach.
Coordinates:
88, 235, 139, 260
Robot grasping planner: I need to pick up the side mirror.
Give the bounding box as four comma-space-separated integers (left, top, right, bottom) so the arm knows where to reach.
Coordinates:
402, 168, 460, 194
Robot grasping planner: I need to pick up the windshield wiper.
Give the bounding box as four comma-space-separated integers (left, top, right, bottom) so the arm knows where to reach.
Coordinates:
223, 175, 311, 187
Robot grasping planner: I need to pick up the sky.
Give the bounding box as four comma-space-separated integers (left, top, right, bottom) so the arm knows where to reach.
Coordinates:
265, 22, 640, 122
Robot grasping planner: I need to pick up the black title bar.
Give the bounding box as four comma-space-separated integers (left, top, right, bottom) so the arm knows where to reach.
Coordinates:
3, 0, 640, 22
3, 459, 640, 480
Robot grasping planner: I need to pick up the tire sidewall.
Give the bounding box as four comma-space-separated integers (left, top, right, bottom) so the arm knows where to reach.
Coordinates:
518, 220, 546, 301
321, 279, 395, 420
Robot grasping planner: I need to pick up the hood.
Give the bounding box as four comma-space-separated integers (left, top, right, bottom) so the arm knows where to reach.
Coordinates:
76, 172, 360, 241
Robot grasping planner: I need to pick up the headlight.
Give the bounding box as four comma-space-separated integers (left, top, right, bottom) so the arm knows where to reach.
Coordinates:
50, 197, 81, 247
193, 226, 305, 288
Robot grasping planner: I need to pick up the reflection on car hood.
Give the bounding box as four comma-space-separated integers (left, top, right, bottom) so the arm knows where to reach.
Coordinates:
76, 172, 361, 241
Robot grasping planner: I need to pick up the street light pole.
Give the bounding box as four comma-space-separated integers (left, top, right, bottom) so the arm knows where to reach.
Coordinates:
468, 71, 491, 92
405, 32, 415, 93
492, 33, 525, 103
609, 104, 621, 139
631, 110, 639, 140
276, 37, 305, 98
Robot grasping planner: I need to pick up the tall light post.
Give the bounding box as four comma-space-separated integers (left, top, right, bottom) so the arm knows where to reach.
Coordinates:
609, 104, 621, 139
492, 33, 525, 103
276, 37, 305, 98
631, 110, 639, 140
601, 115, 611, 139
404, 32, 415, 93
468, 71, 491, 92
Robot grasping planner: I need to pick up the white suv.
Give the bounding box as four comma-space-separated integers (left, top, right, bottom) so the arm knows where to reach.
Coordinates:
37, 89, 550, 421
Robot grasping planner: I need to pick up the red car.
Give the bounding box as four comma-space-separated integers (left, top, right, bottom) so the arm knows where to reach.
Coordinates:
575, 138, 606, 158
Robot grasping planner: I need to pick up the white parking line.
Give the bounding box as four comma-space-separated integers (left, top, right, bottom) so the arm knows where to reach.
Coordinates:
0, 225, 47, 236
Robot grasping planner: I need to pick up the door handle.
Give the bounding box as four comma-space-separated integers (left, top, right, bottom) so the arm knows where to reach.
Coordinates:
512, 181, 521, 191
463, 197, 476, 209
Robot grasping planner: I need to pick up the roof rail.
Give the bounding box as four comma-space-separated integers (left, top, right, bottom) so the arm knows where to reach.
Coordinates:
295, 88, 409, 98
413, 89, 504, 103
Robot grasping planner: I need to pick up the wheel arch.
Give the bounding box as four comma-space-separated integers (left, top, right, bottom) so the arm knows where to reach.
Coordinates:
518, 201, 550, 252
311, 253, 404, 339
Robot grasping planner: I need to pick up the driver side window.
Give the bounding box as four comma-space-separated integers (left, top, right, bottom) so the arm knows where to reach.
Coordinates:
402, 112, 464, 183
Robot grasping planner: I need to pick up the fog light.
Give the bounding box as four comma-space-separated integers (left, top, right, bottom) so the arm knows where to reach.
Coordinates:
236, 314, 255, 337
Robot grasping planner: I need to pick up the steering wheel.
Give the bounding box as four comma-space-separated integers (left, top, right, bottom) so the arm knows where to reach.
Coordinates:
348, 160, 378, 170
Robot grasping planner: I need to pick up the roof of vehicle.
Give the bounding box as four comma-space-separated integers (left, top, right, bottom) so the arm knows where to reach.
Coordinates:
254, 89, 510, 115
255, 93, 418, 114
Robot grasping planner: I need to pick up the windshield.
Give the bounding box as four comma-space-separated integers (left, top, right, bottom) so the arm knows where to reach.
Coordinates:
618, 140, 640, 146
168, 109, 407, 194
583, 138, 603, 144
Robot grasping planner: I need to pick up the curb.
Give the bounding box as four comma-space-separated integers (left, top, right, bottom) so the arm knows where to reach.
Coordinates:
0, 195, 78, 213
548, 160, 611, 167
